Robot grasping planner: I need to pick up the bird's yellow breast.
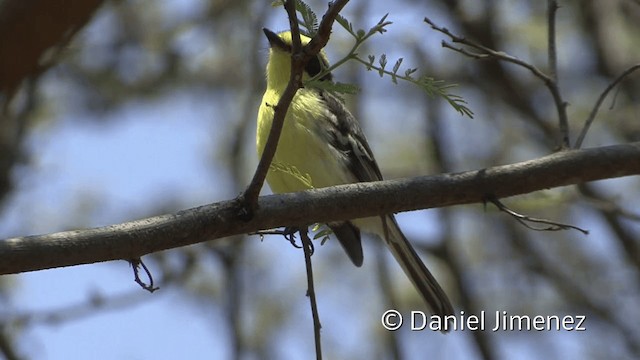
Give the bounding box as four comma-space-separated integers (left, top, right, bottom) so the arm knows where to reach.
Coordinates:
257, 88, 353, 194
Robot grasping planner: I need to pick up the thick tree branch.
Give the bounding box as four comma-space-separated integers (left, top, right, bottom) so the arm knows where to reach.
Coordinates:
1, 143, 639, 275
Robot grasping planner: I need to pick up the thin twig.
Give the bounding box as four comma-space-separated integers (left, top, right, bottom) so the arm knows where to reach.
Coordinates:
574, 64, 640, 149
424, 17, 553, 84
300, 229, 322, 360
425, 15, 570, 148
547, 0, 570, 148
254, 225, 321, 356
547, 0, 559, 82
487, 197, 589, 235
252, 228, 306, 248
130, 258, 159, 293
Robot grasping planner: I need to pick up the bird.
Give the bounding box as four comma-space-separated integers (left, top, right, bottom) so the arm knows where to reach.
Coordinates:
256, 28, 454, 321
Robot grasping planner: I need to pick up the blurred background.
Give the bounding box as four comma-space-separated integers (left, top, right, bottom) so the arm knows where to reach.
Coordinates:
1, 0, 639, 359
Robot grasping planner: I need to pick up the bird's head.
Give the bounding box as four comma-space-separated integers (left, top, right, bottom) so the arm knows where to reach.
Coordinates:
263, 28, 333, 90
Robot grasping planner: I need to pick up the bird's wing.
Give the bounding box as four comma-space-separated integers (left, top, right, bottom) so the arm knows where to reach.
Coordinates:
319, 91, 384, 183
320, 91, 454, 320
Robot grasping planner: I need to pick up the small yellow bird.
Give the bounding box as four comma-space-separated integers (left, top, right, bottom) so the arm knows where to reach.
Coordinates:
257, 28, 454, 319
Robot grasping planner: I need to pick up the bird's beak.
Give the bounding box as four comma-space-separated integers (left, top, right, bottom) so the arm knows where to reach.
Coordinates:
263, 28, 279, 45
263, 28, 288, 50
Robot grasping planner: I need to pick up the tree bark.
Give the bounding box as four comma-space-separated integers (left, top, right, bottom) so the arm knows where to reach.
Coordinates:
1, 142, 638, 275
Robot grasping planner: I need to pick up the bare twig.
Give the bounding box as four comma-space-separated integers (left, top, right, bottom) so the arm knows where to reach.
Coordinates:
300, 229, 322, 360
574, 64, 640, 149
546, 0, 570, 148
424, 15, 570, 148
424, 17, 554, 84
547, 0, 559, 82
487, 197, 589, 235
253, 229, 305, 249
129, 258, 159, 293
255, 226, 321, 355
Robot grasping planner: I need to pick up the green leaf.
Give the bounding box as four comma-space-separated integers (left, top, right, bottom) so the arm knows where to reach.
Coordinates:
392, 58, 403, 74
404, 68, 417, 78
336, 14, 354, 35
297, 0, 318, 33
269, 162, 314, 189
313, 229, 332, 240
272, 0, 318, 34
311, 224, 333, 244
368, 13, 391, 35
267, 2, 473, 117
353, 53, 474, 117
378, 13, 389, 27
378, 54, 387, 77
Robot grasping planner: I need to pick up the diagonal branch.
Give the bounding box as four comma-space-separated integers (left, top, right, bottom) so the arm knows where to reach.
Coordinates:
574, 63, 640, 149
241, 0, 350, 212
424, 17, 554, 84
424, 14, 570, 148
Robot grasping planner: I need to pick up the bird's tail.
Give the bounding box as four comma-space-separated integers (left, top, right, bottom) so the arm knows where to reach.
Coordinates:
381, 215, 454, 322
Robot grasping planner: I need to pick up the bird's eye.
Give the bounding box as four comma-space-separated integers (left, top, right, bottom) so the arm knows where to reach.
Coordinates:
305, 55, 333, 81
305, 56, 323, 77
